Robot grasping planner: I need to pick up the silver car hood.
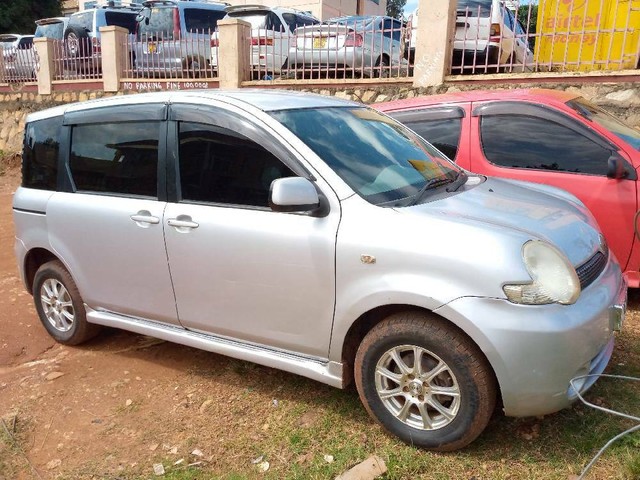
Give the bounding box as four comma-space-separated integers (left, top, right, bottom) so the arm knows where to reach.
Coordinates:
399, 176, 601, 267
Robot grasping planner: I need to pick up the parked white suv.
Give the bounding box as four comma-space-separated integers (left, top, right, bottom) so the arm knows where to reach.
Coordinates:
454, 0, 533, 72
14, 90, 625, 452
211, 5, 320, 76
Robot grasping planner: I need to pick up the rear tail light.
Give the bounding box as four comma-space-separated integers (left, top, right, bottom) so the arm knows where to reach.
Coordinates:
489, 23, 501, 40
92, 37, 101, 53
251, 37, 274, 46
211, 38, 219, 47
344, 33, 363, 47
173, 8, 181, 39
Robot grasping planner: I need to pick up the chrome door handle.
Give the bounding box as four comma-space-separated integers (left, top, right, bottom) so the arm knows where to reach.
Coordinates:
167, 218, 199, 229
130, 212, 160, 224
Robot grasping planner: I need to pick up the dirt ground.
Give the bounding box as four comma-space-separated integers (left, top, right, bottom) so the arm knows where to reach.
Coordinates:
0, 169, 329, 479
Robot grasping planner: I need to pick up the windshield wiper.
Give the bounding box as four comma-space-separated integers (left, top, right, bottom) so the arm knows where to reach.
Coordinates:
409, 175, 455, 206
445, 170, 468, 193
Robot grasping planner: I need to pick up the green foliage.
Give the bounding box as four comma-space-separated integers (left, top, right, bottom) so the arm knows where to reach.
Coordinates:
386, 0, 407, 20
517, 4, 538, 34
0, 0, 62, 35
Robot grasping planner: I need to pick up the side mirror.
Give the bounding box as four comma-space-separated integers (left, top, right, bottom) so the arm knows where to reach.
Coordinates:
607, 154, 628, 179
269, 177, 321, 213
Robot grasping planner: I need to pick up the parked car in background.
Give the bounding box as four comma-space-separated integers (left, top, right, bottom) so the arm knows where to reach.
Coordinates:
35, 17, 69, 40
64, 5, 140, 73
15, 90, 625, 452
134, 0, 226, 78
377, 89, 640, 286
288, 15, 407, 78
0, 34, 36, 81
211, 5, 320, 77
454, 0, 533, 73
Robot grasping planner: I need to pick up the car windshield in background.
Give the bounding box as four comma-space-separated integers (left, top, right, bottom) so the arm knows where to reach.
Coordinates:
568, 97, 640, 151
271, 107, 461, 205
457, 0, 492, 16
328, 17, 374, 30
35, 22, 64, 38
105, 11, 138, 34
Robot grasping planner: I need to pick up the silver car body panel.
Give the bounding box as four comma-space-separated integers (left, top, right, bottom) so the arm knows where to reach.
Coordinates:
13, 90, 624, 419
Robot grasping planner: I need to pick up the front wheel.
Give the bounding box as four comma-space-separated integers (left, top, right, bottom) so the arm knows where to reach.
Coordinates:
33, 260, 101, 345
354, 312, 496, 451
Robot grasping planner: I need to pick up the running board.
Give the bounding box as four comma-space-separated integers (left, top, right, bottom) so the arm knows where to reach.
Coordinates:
86, 307, 344, 389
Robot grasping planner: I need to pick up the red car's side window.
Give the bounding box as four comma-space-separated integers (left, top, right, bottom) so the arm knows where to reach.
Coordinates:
479, 115, 611, 176
405, 118, 463, 161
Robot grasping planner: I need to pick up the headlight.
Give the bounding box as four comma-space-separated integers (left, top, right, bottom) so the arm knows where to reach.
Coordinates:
503, 240, 580, 305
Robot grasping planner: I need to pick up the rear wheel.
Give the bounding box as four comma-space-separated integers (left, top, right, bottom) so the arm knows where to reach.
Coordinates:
375, 55, 390, 78
354, 311, 496, 451
33, 260, 101, 345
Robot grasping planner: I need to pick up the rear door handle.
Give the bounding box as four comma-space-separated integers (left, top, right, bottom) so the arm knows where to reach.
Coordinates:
167, 216, 199, 230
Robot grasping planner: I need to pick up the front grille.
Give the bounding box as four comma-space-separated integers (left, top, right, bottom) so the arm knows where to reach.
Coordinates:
576, 251, 607, 290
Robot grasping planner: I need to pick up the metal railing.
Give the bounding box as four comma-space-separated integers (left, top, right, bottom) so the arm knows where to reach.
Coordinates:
52, 38, 103, 81
123, 30, 218, 79
0, 47, 38, 83
451, 0, 640, 75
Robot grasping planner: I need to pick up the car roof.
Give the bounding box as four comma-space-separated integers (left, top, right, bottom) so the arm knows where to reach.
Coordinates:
377, 89, 582, 112
225, 4, 308, 14
35, 17, 68, 25
27, 90, 360, 122
142, 0, 227, 8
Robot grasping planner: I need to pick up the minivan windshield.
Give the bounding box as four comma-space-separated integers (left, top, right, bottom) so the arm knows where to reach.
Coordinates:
568, 97, 640, 151
271, 107, 462, 205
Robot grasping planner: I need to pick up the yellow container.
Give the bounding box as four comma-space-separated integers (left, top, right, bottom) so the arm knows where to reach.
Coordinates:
535, 0, 640, 71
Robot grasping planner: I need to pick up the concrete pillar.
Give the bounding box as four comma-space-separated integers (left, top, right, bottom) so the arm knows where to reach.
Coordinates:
217, 18, 251, 89
34, 38, 55, 95
100, 25, 128, 92
412, 0, 457, 87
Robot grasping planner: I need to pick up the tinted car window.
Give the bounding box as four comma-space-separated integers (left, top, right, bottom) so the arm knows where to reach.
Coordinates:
406, 118, 462, 160
480, 115, 611, 175
178, 122, 294, 207
457, 0, 492, 16
184, 8, 225, 32
18, 37, 33, 49
23, 117, 62, 191
70, 122, 158, 197
35, 21, 66, 39
104, 11, 138, 34
71, 11, 93, 31
139, 6, 175, 38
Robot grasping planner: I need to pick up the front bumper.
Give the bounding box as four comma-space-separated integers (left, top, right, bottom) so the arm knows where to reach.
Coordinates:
434, 254, 625, 417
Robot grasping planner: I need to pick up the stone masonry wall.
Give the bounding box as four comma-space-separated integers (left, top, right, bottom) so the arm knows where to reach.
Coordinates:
1, 82, 639, 156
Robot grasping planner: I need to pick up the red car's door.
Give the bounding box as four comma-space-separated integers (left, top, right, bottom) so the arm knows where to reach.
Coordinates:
468, 101, 637, 276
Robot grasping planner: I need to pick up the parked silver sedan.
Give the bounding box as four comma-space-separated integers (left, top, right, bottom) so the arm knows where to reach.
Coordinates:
288, 15, 408, 77
14, 90, 625, 451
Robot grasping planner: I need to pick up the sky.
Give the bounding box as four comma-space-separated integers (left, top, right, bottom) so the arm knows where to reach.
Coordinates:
404, 0, 419, 16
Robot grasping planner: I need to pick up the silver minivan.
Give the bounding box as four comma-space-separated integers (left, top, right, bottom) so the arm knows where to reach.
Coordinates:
13, 90, 626, 451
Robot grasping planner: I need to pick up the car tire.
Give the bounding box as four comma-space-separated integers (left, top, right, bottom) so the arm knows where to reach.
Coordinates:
354, 311, 496, 451
64, 25, 91, 59
182, 56, 203, 78
33, 260, 101, 346
375, 55, 390, 78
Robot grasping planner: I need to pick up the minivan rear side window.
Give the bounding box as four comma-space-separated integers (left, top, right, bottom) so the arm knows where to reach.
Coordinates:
104, 11, 138, 34
184, 8, 225, 32
23, 116, 63, 191
69, 122, 159, 197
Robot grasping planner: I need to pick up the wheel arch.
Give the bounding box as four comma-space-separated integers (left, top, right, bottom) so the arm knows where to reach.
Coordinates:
339, 304, 501, 406
24, 247, 60, 295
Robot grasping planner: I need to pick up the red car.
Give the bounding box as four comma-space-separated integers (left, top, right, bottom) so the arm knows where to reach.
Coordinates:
377, 89, 640, 287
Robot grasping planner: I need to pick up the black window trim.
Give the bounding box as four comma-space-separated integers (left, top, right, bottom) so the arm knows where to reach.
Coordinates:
389, 106, 465, 124
63, 103, 168, 126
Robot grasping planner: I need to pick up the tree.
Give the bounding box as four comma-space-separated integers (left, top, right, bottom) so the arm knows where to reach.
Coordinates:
386, 0, 407, 20
0, 0, 62, 35
517, 4, 538, 35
